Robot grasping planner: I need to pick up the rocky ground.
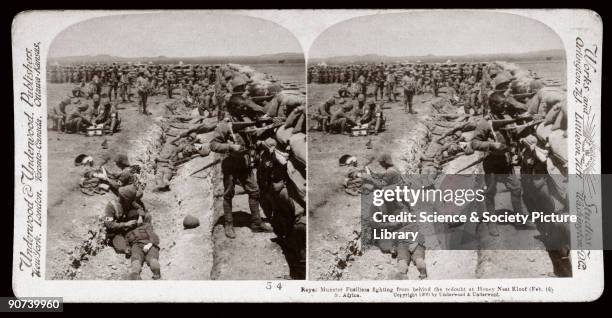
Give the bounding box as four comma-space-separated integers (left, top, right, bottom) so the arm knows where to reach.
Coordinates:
46, 64, 304, 281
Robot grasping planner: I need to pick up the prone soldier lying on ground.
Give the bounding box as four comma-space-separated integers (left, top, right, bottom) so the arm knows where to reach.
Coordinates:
168, 121, 217, 145
154, 133, 211, 191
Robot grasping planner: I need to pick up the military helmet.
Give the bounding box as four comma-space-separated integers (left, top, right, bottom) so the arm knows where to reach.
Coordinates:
183, 215, 200, 229
118, 184, 142, 203
378, 153, 394, 167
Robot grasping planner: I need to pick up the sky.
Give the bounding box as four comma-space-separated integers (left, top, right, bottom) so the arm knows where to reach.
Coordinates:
49, 12, 303, 58
309, 11, 565, 58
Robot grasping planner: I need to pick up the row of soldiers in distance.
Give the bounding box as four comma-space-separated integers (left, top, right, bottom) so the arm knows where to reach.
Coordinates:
308, 62, 487, 90
80, 63, 307, 279
310, 62, 500, 134
48, 62, 221, 87
48, 61, 278, 134
47, 62, 234, 115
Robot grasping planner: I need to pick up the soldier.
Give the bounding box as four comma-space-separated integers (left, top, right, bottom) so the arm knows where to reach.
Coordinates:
108, 67, 119, 101
210, 121, 273, 239
119, 70, 131, 103
361, 100, 385, 134
94, 101, 121, 135
363, 153, 427, 279
103, 184, 148, 255
92, 72, 102, 96
470, 92, 526, 237
312, 96, 336, 132
225, 77, 266, 120
136, 72, 150, 115
256, 138, 295, 239
400, 71, 417, 114
385, 70, 396, 102
432, 68, 441, 97
50, 96, 73, 132
165, 70, 174, 99
329, 103, 356, 134
374, 70, 385, 101
125, 223, 161, 280
65, 103, 92, 134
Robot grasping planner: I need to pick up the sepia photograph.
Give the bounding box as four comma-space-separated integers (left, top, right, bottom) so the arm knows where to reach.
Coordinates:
45, 12, 306, 281
10, 9, 603, 303
307, 11, 570, 280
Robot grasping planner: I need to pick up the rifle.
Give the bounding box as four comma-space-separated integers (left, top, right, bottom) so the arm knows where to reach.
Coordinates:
455, 155, 486, 173
439, 152, 465, 165
490, 114, 534, 129
189, 158, 221, 176
498, 119, 544, 131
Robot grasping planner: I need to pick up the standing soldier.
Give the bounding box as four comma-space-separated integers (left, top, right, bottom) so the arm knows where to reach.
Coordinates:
385, 70, 396, 102
401, 71, 417, 114
136, 72, 150, 115
165, 69, 174, 99
108, 67, 119, 101
470, 92, 526, 237
432, 68, 441, 97
374, 70, 385, 101
209, 121, 273, 239
119, 70, 131, 103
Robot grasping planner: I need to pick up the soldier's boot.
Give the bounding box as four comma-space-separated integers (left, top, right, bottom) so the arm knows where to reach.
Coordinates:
224, 222, 236, 239
322, 120, 329, 134
247, 196, 273, 233
415, 257, 428, 279
223, 200, 236, 238
394, 259, 410, 280
150, 260, 161, 280
129, 260, 142, 280
488, 222, 499, 237
251, 220, 273, 233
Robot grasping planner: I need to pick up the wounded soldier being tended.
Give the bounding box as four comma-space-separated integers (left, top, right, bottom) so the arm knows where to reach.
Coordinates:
103, 184, 149, 255
125, 223, 161, 280
93, 101, 121, 135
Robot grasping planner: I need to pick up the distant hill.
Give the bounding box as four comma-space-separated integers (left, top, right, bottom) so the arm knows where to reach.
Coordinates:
309, 49, 565, 65
48, 52, 304, 65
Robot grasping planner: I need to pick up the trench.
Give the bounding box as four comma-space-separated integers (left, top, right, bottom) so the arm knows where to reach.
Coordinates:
310, 91, 484, 280
52, 65, 299, 280
52, 98, 221, 280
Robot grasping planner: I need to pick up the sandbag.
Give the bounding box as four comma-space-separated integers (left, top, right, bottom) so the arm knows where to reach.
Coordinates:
284, 107, 302, 128
292, 113, 305, 134
289, 133, 306, 165
276, 125, 292, 145
286, 160, 306, 208
536, 124, 568, 163
527, 88, 564, 115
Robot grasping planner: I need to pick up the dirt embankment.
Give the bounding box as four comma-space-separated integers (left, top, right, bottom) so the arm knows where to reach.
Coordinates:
308, 84, 553, 280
